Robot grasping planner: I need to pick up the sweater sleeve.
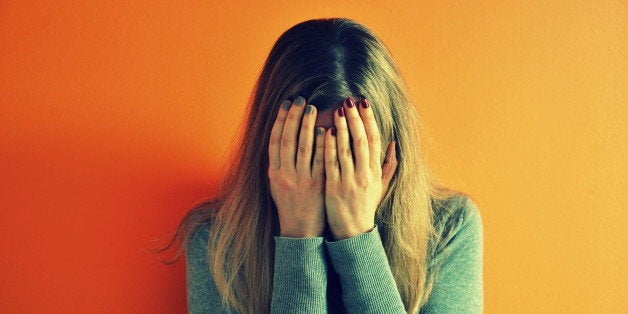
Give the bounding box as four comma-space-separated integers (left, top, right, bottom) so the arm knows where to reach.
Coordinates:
185, 223, 330, 313
324, 225, 406, 314
270, 235, 329, 313
420, 198, 484, 313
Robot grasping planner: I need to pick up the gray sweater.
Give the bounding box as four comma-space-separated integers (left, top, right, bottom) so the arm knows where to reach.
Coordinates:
185, 196, 484, 313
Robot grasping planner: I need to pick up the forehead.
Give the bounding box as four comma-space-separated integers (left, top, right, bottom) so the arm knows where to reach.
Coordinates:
314, 109, 336, 129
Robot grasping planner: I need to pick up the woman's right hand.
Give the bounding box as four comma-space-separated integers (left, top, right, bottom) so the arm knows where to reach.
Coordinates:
268, 96, 327, 238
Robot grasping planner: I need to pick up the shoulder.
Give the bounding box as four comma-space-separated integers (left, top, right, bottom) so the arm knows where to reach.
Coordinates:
433, 194, 483, 235
454, 195, 483, 232
422, 195, 484, 312
185, 222, 213, 260
430, 195, 484, 265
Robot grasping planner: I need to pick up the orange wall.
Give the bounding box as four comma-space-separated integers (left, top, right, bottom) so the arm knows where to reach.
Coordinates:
1, 1, 625, 313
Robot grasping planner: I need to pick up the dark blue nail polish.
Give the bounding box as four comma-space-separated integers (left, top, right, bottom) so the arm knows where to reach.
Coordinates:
295, 96, 305, 106
281, 100, 291, 110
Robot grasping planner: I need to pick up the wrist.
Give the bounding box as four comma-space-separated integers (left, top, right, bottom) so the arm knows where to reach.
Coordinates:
279, 232, 323, 238
331, 224, 376, 241
279, 226, 324, 238
278, 219, 325, 238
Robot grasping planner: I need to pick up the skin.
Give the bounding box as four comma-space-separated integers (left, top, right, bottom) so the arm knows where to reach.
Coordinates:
314, 108, 336, 130
268, 96, 398, 240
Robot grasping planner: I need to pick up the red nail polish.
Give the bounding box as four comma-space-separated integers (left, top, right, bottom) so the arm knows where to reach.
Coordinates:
338, 107, 345, 117
331, 127, 336, 136
347, 97, 355, 108
360, 98, 370, 108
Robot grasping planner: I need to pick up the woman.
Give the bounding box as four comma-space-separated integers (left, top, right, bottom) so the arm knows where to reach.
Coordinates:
153, 18, 484, 313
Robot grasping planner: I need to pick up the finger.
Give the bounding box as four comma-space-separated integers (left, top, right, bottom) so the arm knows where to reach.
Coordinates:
296, 104, 317, 175
280, 96, 307, 171
324, 126, 340, 183
334, 104, 354, 178
269, 99, 292, 171
343, 97, 369, 178
357, 98, 382, 172
312, 127, 326, 182
381, 141, 398, 186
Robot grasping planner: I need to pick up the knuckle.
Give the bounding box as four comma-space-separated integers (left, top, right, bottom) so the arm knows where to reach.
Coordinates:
303, 179, 318, 190
326, 158, 338, 167
355, 137, 369, 149
343, 147, 352, 157
281, 136, 292, 148
369, 133, 381, 145
269, 135, 281, 146
287, 112, 299, 121
313, 157, 324, 165
297, 143, 311, 156
278, 178, 294, 191
269, 170, 281, 183
356, 177, 370, 189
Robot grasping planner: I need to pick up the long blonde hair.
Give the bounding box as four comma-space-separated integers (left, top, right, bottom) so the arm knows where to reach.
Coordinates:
150, 17, 470, 313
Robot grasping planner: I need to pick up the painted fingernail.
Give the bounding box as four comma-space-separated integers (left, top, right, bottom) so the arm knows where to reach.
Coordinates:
338, 107, 345, 117
316, 127, 324, 135
347, 97, 355, 108
331, 127, 336, 136
305, 105, 313, 114
360, 98, 370, 108
295, 96, 305, 106
282, 100, 292, 110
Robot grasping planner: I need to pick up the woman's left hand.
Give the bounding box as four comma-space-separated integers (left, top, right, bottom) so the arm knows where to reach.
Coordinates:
324, 97, 399, 241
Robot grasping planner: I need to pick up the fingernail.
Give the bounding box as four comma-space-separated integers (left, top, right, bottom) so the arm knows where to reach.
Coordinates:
281, 100, 292, 110
316, 127, 324, 135
331, 127, 336, 136
295, 96, 305, 106
360, 98, 370, 108
347, 97, 355, 108
338, 107, 345, 117
305, 105, 313, 114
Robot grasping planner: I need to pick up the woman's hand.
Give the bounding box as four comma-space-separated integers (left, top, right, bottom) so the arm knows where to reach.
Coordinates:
324, 97, 398, 241
268, 96, 327, 238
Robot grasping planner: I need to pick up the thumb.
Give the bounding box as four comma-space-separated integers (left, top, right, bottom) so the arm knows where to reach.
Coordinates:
381, 140, 398, 188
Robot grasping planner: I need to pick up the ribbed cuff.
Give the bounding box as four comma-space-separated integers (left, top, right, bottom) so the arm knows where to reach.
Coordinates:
324, 225, 386, 275
270, 236, 328, 313
324, 225, 406, 313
